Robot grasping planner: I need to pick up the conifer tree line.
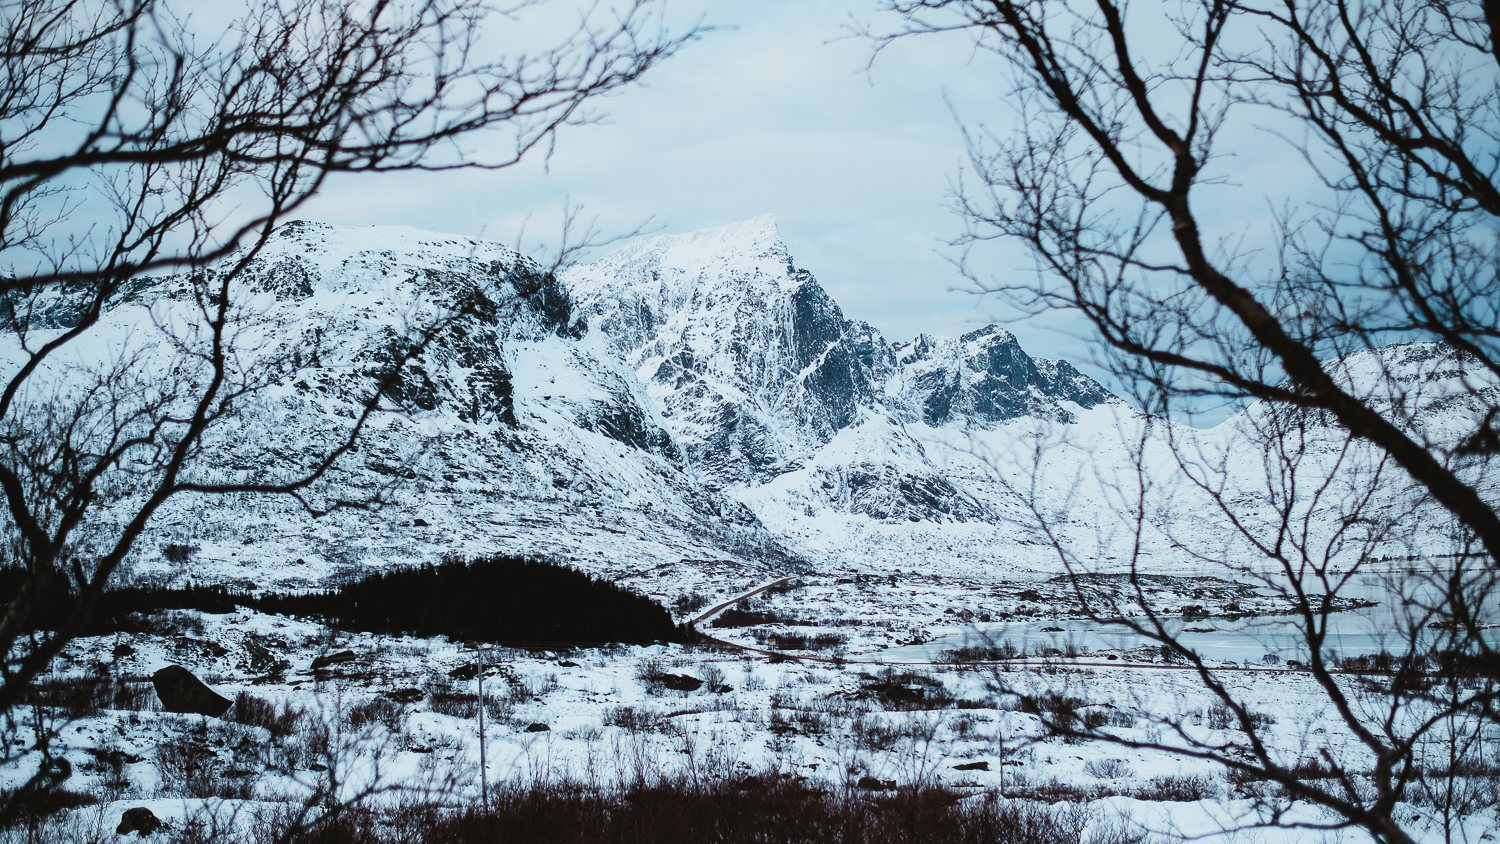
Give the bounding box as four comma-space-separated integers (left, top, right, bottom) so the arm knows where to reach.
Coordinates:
0, 555, 689, 645
260, 554, 690, 645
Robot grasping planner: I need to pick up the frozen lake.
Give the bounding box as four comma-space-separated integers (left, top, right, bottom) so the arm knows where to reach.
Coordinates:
874, 568, 1488, 665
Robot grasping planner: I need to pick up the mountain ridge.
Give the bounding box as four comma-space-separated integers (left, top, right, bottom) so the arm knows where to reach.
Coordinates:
16, 216, 1487, 611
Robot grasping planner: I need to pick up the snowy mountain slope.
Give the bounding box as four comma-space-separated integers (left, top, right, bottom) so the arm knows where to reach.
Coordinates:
887, 326, 1115, 426
562, 216, 1121, 547
564, 216, 884, 486
561, 218, 1497, 580
2, 221, 801, 605
23, 216, 1494, 608
1323, 341, 1500, 451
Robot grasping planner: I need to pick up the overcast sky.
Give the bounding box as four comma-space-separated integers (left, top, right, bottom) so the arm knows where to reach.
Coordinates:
298, 4, 1055, 342
298, 0, 1311, 405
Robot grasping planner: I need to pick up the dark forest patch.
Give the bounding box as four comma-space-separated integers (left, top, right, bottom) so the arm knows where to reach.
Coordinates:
257, 555, 691, 644
0, 555, 690, 645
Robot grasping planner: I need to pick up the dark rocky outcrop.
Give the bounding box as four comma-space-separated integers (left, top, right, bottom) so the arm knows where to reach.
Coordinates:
565, 218, 1118, 500
894, 325, 1115, 426
310, 650, 357, 670
151, 665, 231, 717
118, 806, 162, 836
658, 673, 703, 692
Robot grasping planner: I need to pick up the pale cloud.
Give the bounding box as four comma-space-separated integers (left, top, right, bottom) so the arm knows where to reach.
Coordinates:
298, 0, 1319, 405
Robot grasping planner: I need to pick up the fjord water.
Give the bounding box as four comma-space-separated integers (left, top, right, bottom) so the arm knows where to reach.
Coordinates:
875, 567, 1488, 665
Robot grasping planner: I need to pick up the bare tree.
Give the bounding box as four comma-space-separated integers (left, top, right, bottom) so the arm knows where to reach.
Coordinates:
880, 1, 1498, 842
0, 0, 695, 816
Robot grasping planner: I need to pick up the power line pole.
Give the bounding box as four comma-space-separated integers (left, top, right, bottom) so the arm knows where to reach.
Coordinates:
475, 642, 489, 813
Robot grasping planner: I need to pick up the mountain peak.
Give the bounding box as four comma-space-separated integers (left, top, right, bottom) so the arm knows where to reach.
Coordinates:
579, 215, 790, 282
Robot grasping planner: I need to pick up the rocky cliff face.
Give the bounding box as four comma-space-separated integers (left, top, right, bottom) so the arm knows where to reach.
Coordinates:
564, 216, 1117, 496
889, 326, 1115, 426
20, 216, 1485, 595
565, 216, 889, 486
5, 221, 803, 606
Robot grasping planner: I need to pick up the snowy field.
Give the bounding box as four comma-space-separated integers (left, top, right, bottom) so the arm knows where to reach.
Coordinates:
6, 603, 1496, 843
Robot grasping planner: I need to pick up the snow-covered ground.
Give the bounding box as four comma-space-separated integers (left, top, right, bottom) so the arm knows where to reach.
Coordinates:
2, 218, 1496, 840
6, 606, 1495, 843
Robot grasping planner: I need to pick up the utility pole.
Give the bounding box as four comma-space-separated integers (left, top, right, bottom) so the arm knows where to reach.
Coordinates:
997, 720, 1005, 798
475, 643, 489, 813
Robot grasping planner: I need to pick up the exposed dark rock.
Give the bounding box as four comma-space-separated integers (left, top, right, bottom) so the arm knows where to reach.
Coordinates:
526, 723, 551, 732
953, 761, 990, 771
246, 256, 315, 299
711, 608, 775, 628
243, 642, 289, 675
151, 665, 231, 717
857, 776, 896, 791
865, 681, 926, 704
895, 325, 1116, 427
658, 673, 703, 692
310, 650, 357, 670
579, 403, 678, 457
839, 465, 989, 523
118, 806, 161, 836
789, 278, 871, 436
383, 688, 424, 703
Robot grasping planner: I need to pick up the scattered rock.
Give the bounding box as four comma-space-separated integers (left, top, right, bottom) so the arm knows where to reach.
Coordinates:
244, 641, 290, 675
117, 806, 161, 836
709, 683, 734, 694
953, 761, 989, 771
658, 673, 703, 692
1183, 627, 1215, 633
383, 688, 424, 703
711, 608, 774, 628
151, 665, 231, 717
1041, 626, 1064, 633
865, 682, 926, 704
448, 663, 479, 681
311, 650, 357, 670
173, 637, 228, 659
112, 644, 135, 658
526, 723, 550, 732
857, 776, 895, 791
556, 661, 580, 668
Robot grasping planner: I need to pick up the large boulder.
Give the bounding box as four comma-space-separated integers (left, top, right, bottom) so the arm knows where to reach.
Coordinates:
151, 664, 231, 717
310, 650, 357, 671
658, 673, 703, 692
118, 806, 162, 836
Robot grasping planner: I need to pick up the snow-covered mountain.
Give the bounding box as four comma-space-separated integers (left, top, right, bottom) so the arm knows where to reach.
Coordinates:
564, 216, 1116, 517
20, 215, 1494, 606
3, 222, 811, 605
